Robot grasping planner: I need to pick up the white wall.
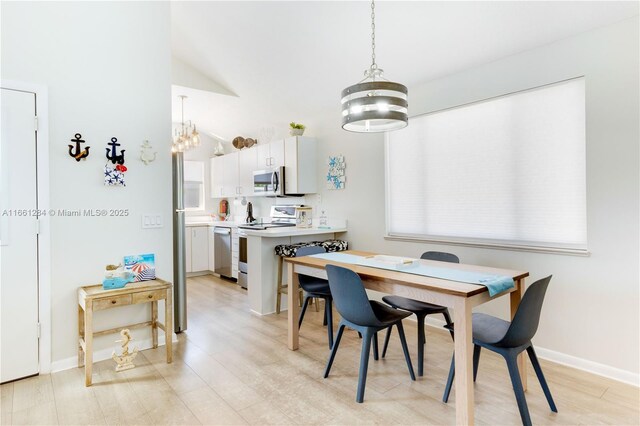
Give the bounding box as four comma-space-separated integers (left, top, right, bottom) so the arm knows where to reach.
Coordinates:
311, 18, 639, 383
1, 2, 173, 369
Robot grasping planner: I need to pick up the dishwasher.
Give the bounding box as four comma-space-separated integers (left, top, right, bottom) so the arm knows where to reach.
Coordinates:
213, 226, 232, 278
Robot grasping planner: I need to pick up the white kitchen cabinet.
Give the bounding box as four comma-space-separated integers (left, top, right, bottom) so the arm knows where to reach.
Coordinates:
185, 227, 193, 273
190, 226, 209, 272
211, 153, 240, 198
256, 139, 285, 169
208, 226, 215, 271
222, 152, 239, 197
238, 148, 257, 196
284, 136, 317, 195
231, 228, 239, 279
210, 156, 224, 198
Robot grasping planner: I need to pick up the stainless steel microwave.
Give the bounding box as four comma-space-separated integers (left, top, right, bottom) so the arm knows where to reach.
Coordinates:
253, 167, 285, 196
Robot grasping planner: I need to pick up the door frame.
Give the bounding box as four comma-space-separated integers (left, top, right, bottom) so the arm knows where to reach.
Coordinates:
1, 79, 51, 374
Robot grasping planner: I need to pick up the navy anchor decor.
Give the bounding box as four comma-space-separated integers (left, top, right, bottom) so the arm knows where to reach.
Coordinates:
106, 137, 126, 164
68, 133, 90, 161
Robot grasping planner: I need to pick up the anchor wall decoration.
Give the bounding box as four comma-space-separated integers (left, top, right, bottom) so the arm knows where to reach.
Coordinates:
106, 137, 126, 164
139, 140, 157, 165
68, 133, 90, 161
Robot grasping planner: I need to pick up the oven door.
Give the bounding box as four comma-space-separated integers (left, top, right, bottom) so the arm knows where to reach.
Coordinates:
253, 167, 284, 196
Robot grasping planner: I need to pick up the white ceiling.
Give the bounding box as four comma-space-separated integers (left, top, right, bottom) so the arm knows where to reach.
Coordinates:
171, 1, 638, 141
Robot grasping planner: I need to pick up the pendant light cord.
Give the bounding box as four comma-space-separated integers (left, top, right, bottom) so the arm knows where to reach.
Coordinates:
370, 0, 377, 70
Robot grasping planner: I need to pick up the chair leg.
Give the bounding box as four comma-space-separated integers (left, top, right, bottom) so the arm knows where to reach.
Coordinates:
396, 321, 416, 381
416, 314, 426, 376
298, 288, 303, 307
443, 309, 454, 340
315, 297, 319, 312
381, 326, 392, 358
373, 332, 379, 361
323, 302, 327, 326
276, 257, 283, 314
325, 299, 334, 349
298, 296, 311, 329
356, 329, 374, 403
527, 346, 558, 413
505, 353, 533, 426
442, 353, 455, 403
324, 324, 345, 378
473, 344, 481, 382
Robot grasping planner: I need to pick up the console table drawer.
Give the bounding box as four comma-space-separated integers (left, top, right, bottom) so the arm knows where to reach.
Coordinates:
132, 290, 166, 304
93, 294, 132, 311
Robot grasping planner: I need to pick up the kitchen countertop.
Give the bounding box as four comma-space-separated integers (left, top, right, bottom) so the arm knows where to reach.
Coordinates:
185, 221, 238, 227
241, 226, 347, 237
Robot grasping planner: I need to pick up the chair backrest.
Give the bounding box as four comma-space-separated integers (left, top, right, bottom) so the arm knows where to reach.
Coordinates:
498, 275, 552, 348
421, 251, 460, 263
296, 246, 327, 291
325, 265, 381, 326
295, 245, 325, 257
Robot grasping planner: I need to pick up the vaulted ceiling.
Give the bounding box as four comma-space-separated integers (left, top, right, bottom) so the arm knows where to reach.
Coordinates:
171, 1, 638, 142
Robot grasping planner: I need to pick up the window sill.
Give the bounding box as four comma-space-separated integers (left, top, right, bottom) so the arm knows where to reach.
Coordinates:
384, 234, 590, 257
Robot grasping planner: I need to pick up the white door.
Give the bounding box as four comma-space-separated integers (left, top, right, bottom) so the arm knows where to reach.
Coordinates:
0, 88, 39, 383
210, 156, 224, 198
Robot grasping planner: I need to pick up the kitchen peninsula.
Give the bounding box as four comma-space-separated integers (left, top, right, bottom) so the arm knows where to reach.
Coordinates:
243, 224, 346, 315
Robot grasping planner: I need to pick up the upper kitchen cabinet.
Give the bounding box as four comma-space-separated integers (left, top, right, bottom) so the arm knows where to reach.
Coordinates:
210, 153, 239, 198
257, 139, 285, 169
284, 136, 317, 195
238, 148, 257, 196
211, 150, 256, 198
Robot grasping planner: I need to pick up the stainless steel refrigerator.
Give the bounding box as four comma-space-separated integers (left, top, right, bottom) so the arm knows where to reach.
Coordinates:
172, 152, 187, 332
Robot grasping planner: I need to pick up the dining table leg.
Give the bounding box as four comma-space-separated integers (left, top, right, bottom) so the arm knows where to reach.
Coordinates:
511, 277, 527, 390
287, 263, 300, 350
453, 297, 474, 425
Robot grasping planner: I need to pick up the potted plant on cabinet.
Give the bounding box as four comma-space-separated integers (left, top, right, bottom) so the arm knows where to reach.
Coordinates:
289, 122, 306, 136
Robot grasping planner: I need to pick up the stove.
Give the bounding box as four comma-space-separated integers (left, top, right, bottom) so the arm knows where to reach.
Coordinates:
238, 205, 301, 231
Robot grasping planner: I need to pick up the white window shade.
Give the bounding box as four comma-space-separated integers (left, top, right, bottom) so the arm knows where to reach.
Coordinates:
386, 78, 587, 251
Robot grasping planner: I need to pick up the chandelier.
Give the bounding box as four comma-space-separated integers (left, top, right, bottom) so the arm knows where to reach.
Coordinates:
172, 95, 200, 153
341, 0, 408, 133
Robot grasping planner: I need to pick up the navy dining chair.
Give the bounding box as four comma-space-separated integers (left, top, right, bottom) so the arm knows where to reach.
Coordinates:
296, 245, 334, 349
381, 251, 457, 376
323, 265, 415, 403
442, 275, 557, 426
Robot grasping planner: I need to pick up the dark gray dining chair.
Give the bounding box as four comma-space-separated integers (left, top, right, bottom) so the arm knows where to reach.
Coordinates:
296, 245, 334, 349
442, 275, 557, 426
381, 251, 457, 376
324, 265, 416, 403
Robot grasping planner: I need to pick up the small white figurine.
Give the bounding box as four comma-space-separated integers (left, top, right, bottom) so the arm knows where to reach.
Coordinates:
140, 140, 157, 165
112, 329, 138, 372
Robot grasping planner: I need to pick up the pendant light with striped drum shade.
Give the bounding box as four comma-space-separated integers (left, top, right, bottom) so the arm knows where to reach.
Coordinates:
341, 0, 408, 133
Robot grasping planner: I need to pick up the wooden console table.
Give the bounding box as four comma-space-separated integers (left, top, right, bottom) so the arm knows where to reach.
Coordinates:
77, 278, 173, 386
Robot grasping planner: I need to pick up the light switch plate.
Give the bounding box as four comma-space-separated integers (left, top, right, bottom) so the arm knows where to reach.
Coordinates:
142, 214, 163, 229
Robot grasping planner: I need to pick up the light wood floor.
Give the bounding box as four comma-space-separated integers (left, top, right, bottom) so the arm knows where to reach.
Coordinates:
2, 275, 638, 425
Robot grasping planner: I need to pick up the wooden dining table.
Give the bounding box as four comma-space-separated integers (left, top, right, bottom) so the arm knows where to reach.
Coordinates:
284, 250, 529, 426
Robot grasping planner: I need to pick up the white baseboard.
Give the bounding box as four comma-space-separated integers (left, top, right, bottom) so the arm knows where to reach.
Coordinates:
423, 317, 639, 387
50, 334, 178, 373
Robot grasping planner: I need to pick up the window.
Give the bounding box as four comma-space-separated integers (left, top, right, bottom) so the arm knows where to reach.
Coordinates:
386, 78, 587, 253
183, 160, 205, 211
